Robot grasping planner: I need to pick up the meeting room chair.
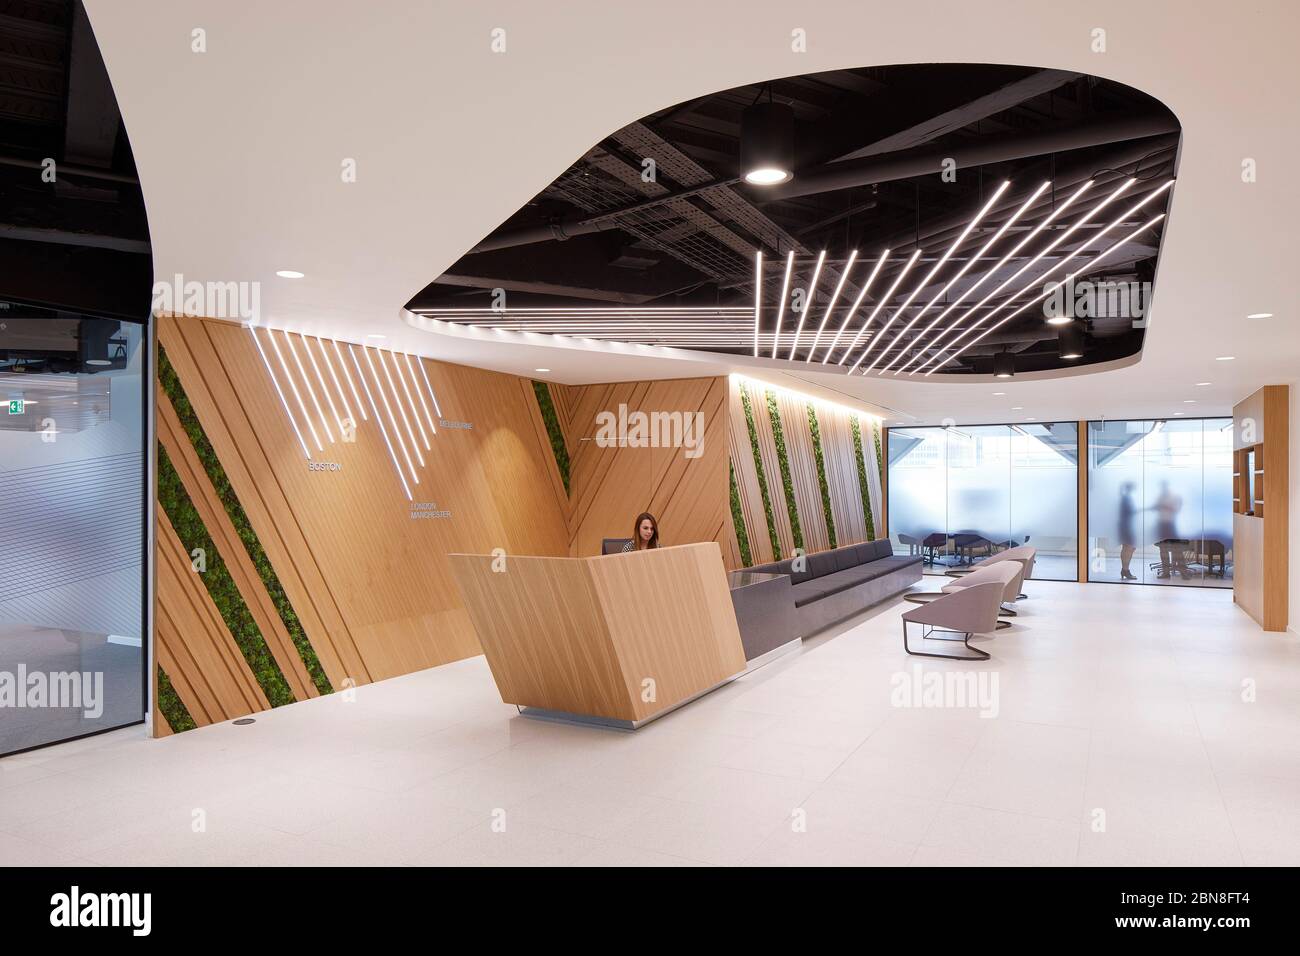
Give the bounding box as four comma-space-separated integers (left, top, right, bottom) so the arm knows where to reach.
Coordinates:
902, 580, 1005, 661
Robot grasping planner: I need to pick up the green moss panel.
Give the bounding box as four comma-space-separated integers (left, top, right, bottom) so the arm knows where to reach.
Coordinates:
531, 380, 570, 494
158, 347, 332, 696
765, 389, 804, 553
729, 460, 753, 567
806, 404, 837, 549
739, 383, 782, 559
156, 665, 196, 734
851, 416, 876, 539
157, 445, 295, 708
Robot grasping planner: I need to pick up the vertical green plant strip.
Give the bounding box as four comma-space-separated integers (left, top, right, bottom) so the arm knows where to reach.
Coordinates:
740, 383, 782, 559
765, 389, 804, 552
156, 665, 196, 733
158, 445, 295, 708
806, 404, 837, 549
531, 380, 570, 494
729, 460, 753, 567
851, 416, 876, 539
158, 347, 332, 696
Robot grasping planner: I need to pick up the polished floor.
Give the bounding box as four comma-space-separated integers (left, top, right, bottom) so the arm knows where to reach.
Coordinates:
2, 582, 1297, 867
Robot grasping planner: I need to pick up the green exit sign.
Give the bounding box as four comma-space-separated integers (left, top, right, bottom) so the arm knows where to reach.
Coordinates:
7, 400, 23, 415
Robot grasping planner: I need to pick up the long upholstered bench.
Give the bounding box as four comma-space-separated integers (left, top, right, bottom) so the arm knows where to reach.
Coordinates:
748, 539, 923, 637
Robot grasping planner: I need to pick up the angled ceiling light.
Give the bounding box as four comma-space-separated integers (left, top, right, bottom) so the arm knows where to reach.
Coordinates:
1058, 323, 1085, 360
822, 248, 888, 363
771, 250, 795, 359
993, 351, 1016, 378
868, 180, 1013, 375
894, 179, 1095, 376
839, 249, 922, 366
925, 212, 1167, 375
808, 249, 856, 360
789, 250, 827, 360
740, 99, 794, 186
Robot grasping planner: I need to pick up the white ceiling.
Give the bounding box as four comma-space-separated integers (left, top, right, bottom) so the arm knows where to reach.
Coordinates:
84, 0, 1297, 425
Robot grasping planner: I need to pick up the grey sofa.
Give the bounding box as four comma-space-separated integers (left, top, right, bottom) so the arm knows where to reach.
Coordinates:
748, 539, 923, 637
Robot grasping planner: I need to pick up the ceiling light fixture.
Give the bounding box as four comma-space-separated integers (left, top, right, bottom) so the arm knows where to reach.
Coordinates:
1215, 355, 1235, 361
1247, 312, 1273, 319
1195, 381, 1211, 386
841, 249, 922, 368
771, 250, 795, 359
789, 250, 827, 360
822, 248, 888, 363
993, 352, 1015, 379
808, 249, 856, 361
869, 180, 1014, 375
753, 251, 763, 357
534, 368, 550, 373
1058, 323, 1085, 360
740, 100, 794, 186
276, 270, 305, 279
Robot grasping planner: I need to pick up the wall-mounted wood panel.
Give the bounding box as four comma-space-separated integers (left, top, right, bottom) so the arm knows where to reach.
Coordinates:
1232, 385, 1289, 631
727, 377, 774, 565
158, 315, 571, 695
776, 391, 830, 552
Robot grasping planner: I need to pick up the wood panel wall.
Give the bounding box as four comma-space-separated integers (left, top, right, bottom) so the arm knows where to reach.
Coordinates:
728, 377, 883, 563
156, 315, 571, 731
550, 377, 731, 565
1232, 385, 1290, 631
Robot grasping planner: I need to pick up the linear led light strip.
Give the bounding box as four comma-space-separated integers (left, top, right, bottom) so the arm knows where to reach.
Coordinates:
314, 336, 355, 431
752, 251, 762, 357
420, 306, 752, 314
787, 250, 827, 360
770, 251, 795, 359
917, 178, 1171, 375
404, 352, 439, 438
361, 346, 420, 485
348, 344, 412, 501
415, 357, 444, 419
909, 177, 1141, 374
330, 338, 367, 420
302, 330, 345, 434
391, 349, 431, 451
249, 325, 312, 459
875, 180, 1049, 375
853, 180, 1011, 375
925, 213, 1166, 376
264, 326, 322, 452
836, 249, 922, 367
281, 329, 335, 443
377, 348, 426, 467
891, 179, 1093, 376
821, 249, 888, 364
807, 249, 857, 362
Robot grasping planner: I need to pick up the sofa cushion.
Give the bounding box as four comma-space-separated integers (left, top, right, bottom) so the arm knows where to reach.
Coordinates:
874, 554, 923, 572
852, 542, 875, 565
868, 539, 894, 561
830, 546, 860, 573
791, 578, 839, 608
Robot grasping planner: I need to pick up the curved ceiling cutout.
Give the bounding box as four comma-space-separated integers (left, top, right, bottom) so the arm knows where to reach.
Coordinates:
408, 63, 1180, 381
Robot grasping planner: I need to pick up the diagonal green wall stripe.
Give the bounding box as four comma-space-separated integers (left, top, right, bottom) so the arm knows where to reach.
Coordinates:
156, 665, 196, 733
159, 347, 332, 696
158, 444, 295, 707
739, 383, 782, 559
806, 404, 837, 549
851, 416, 876, 539
729, 459, 753, 567
531, 380, 570, 494
765, 388, 804, 553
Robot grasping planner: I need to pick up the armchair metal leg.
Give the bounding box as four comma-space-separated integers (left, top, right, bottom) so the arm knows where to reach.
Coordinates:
902, 620, 991, 661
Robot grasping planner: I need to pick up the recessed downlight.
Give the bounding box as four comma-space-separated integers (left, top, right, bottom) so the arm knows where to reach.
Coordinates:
993, 391, 1006, 396
276, 270, 305, 279
1174, 412, 1185, 416
1046, 315, 1073, 326
1247, 312, 1273, 319
1183, 399, 1196, 404
1195, 381, 1211, 386
534, 368, 550, 373
1011, 406, 1023, 411
1215, 355, 1235, 361
366, 333, 387, 340
744, 167, 791, 185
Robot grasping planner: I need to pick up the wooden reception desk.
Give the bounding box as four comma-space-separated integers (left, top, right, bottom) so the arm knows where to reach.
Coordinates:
448, 543, 747, 729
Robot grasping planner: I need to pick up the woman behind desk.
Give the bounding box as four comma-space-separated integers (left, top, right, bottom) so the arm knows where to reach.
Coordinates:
622, 512, 660, 552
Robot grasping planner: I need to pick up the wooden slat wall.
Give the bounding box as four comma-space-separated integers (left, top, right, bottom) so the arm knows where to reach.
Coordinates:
726, 380, 885, 566
727, 377, 774, 564
156, 315, 571, 724
156, 512, 269, 724
157, 381, 319, 702
563, 378, 731, 566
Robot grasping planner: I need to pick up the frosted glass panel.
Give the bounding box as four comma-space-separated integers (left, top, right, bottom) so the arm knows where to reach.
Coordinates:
1086, 419, 1232, 588
887, 423, 1078, 580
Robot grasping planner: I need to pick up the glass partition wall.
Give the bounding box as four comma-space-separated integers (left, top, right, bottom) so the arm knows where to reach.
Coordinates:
888, 423, 1079, 580
0, 314, 148, 755
1086, 418, 1233, 587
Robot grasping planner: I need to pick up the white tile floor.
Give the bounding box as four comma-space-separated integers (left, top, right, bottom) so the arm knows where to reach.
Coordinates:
3, 581, 1298, 867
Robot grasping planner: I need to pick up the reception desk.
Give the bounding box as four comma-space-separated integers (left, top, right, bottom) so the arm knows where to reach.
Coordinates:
448, 543, 748, 729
